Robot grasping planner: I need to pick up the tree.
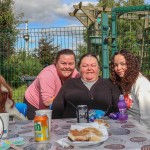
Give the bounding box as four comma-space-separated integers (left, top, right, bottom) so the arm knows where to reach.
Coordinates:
76, 43, 87, 61
97, 0, 116, 8
0, 0, 23, 73
34, 37, 59, 67
124, 0, 144, 6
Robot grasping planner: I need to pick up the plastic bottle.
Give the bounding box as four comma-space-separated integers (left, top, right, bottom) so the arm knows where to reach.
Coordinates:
117, 94, 128, 121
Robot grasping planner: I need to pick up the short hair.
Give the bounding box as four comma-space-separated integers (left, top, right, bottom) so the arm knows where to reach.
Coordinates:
54, 49, 76, 64
78, 53, 100, 68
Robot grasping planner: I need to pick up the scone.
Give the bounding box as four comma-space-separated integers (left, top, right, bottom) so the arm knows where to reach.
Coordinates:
68, 127, 103, 142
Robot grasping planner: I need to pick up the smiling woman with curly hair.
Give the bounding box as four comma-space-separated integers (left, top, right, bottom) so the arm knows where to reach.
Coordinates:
110, 49, 150, 130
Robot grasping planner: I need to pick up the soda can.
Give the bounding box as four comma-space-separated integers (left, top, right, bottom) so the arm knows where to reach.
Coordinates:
76, 105, 89, 123
34, 114, 49, 141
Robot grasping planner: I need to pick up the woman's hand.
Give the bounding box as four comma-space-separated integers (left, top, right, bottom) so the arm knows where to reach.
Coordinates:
43, 96, 55, 106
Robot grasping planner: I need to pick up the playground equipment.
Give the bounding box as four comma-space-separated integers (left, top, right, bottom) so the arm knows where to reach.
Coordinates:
69, 2, 111, 78
69, 2, 150, 78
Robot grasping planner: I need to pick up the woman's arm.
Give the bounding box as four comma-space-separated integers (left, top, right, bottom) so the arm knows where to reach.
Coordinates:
134, 76, 150, 130
38, 71, 59, 107
43, 96, 55, 106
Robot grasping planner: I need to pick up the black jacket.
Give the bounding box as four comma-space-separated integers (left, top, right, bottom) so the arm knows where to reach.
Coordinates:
52, 77, 121, 119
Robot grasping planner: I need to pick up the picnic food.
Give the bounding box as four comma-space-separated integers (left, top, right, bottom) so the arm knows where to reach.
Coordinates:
94, 119, 110, 128
68, 127, 103, 142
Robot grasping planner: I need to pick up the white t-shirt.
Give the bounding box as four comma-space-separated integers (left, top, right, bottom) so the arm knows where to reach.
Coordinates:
127, 73, 150, 130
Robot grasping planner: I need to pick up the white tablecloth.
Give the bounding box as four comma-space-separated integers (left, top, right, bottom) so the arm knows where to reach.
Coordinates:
7, 115, 150, 150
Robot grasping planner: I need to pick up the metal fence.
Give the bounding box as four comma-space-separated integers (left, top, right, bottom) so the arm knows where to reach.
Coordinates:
0, 22, 150, 102
16, 26, 87, 55
0, 26, 88, 102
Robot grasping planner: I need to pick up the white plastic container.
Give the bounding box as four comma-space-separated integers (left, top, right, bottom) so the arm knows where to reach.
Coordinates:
0, 113, 9, 138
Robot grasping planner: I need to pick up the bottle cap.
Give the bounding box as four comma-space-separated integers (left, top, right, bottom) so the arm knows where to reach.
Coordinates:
119, 95, 124, 100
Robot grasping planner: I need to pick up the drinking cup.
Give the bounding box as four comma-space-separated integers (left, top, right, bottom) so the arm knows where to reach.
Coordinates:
76, 105, 89, 123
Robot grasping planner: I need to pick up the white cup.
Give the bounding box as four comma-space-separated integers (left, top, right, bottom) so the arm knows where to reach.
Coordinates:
35, 110, 52, 131
0, 113, 9, 138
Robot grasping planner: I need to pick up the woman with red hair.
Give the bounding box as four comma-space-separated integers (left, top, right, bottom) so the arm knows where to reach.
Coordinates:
0, 75, 27, 120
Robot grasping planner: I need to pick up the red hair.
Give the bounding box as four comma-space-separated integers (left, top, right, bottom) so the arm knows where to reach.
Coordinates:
0, 75, 14, 112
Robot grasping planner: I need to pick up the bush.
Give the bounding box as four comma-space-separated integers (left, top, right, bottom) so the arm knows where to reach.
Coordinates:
3, 51, 43, 88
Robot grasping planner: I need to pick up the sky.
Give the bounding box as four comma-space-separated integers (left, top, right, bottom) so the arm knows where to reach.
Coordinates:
14, 0, 98, 29
14, 0, 150, 29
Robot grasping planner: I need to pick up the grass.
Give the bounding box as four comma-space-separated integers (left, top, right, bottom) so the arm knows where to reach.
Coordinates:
13, 84, 27, 102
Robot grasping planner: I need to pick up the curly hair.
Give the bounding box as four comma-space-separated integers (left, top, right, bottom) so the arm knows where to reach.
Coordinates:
110, 49, 140, 94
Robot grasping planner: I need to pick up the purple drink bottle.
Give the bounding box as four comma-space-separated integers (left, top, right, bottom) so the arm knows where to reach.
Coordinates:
118, 95, 128, 121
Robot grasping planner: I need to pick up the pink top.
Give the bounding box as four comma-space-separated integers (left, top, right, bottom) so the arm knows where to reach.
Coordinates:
25, 64, 79, 109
